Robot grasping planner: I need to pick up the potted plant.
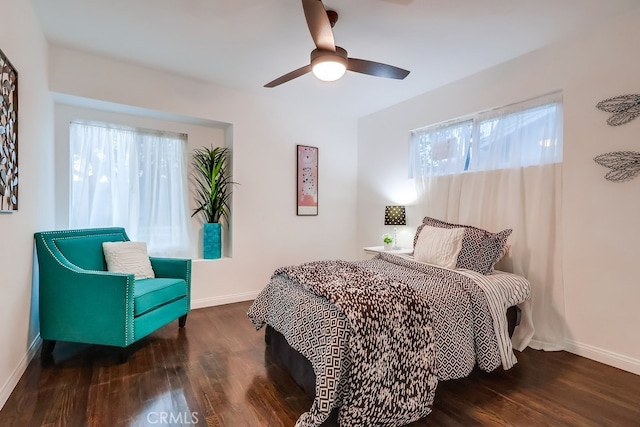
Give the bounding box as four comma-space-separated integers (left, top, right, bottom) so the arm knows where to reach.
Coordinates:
191, 146, 237, 259
383, 234, 393, 251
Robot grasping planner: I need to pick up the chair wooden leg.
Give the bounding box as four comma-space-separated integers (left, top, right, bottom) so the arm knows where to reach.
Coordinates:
118, 347, 131, 364
41, 339, 56, 356
179, 314, 187, 328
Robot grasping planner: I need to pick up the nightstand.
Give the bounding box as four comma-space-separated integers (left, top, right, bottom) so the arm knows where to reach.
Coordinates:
363, 246, 413, 256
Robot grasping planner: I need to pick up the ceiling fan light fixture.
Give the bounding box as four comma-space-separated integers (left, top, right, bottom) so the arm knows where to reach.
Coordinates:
312, 60, 346, 82
311, 47, 348, 82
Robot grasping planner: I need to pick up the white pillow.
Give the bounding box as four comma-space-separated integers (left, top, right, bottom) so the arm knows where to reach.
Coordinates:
102, 241, 155, 280
413, 225, 465, 269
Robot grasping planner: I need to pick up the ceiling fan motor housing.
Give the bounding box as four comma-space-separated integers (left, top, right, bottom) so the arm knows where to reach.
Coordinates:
311, 46, 348, 66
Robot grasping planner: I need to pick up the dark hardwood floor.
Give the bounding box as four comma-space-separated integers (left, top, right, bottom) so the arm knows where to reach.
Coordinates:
1, 300, 639, 426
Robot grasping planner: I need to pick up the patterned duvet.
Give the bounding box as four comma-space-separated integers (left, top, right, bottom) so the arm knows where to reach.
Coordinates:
247, 252, 530, 426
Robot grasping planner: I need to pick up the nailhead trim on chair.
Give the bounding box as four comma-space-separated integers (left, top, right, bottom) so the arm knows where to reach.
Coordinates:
186, 261, 192, 313
125, 276, 132, 344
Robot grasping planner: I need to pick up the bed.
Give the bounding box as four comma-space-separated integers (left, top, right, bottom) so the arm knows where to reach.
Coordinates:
247, 217, 531, 427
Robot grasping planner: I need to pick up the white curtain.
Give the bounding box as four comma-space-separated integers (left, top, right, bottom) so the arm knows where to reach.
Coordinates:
70, 121, 191, 257
410, 92, 565, 351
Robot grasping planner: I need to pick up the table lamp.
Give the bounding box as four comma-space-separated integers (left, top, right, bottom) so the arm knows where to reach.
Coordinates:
384, 205, 406, 250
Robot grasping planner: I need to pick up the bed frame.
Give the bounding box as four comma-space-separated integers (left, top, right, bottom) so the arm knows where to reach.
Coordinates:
265, 305, 521, 399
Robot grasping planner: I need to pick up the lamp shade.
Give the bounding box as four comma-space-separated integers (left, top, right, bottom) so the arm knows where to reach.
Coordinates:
384, 205, 406, 226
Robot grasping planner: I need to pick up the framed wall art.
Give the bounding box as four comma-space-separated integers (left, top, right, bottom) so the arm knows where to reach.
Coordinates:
0, 48, 18, 212
297, 145, 318, 216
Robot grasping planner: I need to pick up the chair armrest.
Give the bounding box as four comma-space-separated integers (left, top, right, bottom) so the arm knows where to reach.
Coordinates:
149, 257, 192, 311
149, 257, 191, 281
38, 264, 135, 347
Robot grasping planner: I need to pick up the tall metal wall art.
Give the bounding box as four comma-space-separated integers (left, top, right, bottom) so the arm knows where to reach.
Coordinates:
0, 48, 18, 212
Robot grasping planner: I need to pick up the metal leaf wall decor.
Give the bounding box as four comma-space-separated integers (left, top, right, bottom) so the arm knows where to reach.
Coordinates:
593, 151, 640, 182
596, 94, 640, 126
0, 48, 18, 212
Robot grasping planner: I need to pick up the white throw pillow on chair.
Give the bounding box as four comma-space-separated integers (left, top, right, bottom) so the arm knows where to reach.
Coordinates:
102, 241, 155, 279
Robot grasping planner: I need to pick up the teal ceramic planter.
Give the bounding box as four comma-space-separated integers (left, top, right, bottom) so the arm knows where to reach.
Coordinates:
203, 222, 222, 259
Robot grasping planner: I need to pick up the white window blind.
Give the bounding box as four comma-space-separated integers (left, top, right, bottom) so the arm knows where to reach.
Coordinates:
69, 121, 191, 257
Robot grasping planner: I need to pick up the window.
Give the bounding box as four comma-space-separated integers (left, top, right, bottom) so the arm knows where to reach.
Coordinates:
69, 121, 191, 256
410, 93, 563, 177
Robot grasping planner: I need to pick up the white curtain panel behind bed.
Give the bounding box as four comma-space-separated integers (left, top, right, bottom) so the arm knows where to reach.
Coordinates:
410, 93, 565, 351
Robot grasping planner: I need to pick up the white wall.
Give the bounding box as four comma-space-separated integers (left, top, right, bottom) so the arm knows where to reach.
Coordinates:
47, 46, 360, 308
357, 8, 640, 374
0, 0, 55, 409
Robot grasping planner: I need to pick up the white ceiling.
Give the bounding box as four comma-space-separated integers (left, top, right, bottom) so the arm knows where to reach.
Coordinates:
30, 0, 639, 118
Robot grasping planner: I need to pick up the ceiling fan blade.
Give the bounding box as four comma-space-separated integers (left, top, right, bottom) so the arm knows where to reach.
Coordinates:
264, 64, 313, 88
347, 58, 410, 80
302, 0, 335, 51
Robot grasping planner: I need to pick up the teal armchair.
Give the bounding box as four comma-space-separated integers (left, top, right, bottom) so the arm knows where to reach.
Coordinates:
34, 227, 191, 356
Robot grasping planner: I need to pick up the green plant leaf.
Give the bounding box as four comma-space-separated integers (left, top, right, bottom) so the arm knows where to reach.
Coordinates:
190, 146, 238, 225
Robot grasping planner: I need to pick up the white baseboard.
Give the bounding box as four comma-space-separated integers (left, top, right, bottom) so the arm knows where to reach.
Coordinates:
191, 291, 260, 309
564, 339, 640, 376
0, 334, 41, 410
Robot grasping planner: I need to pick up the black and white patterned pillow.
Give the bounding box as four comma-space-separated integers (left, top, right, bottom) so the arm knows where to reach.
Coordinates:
413, 217, 511, 275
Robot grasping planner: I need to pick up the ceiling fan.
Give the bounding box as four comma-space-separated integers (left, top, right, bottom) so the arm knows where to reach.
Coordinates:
264, 0, 410, 88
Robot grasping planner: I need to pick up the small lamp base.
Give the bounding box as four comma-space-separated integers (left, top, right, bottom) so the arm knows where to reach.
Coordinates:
392, 226, 400, 250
